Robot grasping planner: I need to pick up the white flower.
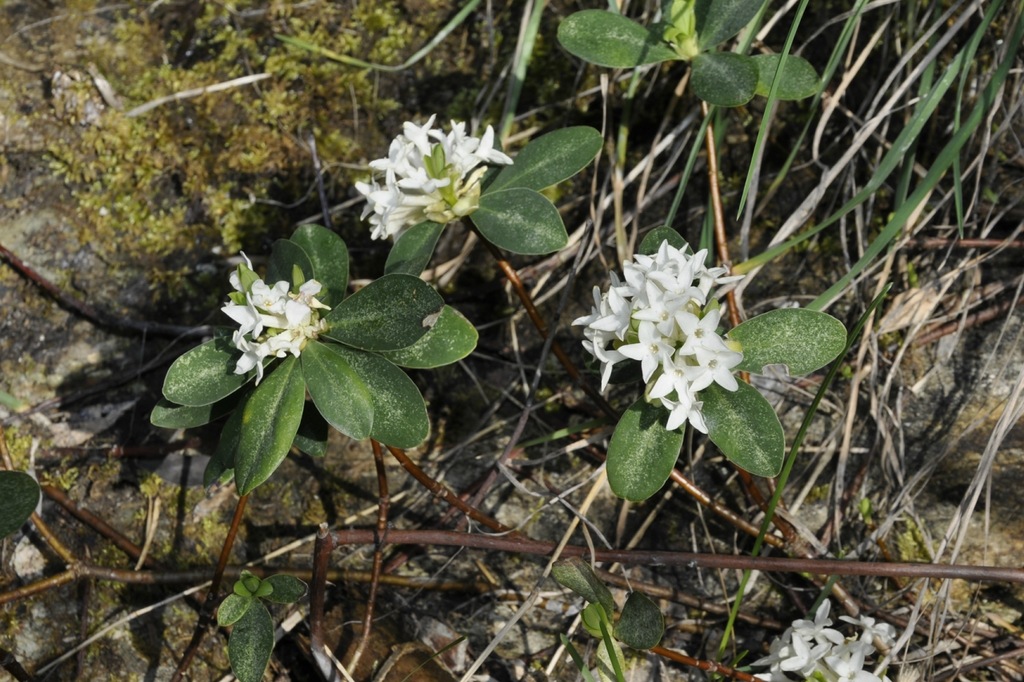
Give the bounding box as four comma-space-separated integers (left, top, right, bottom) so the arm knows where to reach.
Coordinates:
573, 240, 744, 432
357, 117, 513, 241
753, 601, 899, 682
221, 256, 330, 384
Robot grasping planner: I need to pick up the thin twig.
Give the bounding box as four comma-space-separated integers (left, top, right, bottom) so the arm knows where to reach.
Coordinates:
124, 73, 272, 118
170, 493, 249, 682
386, 445, 514, 534
325, 528, 1024, 585
0, 241, 211, 339
346, 440, 390, 672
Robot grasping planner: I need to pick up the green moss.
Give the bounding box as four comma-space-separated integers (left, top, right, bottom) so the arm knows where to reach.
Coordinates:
42, 0, 468, 301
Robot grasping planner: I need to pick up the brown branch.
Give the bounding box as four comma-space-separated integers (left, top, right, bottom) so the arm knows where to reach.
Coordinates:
651, 645, 761, 681
346, 440, 390, 671
42, 484, 157, 568
326, 529, 1024, 584
0, 646, 33, 682
386, 445, 514, 534
170, 492, 248, 682
309, 523, 337, 681
0, 241, 210, 338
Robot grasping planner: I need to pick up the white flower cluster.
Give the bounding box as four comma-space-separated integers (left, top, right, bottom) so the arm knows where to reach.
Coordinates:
356, 115, 513, 241
753, 601, 897, 682
573, 240, 743, 432
222, 255, 330, 384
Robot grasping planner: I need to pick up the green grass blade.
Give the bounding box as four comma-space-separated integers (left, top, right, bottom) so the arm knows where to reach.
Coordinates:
809, 0, 1020, 310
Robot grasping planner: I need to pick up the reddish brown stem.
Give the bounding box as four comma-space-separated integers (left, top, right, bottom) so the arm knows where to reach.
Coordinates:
347, 440, 390, 670
42, 484, 156, 567
309, 523, 336, 679
386, 445, 514, 534
326, 528, 1024, 584
651, 645, 760, 681
170, 492, 248, 682
0, 241, 209, 338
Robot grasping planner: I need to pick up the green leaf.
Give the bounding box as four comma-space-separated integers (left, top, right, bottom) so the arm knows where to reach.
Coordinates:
473, 188, 568, 255
551, 557, 615, 616
691, 51, 758, 107
695, 0, 764, 50
217, 593, 253, 627
378, 305, 477, 369
321, 344, 428, 449
290, 224, 349, 307
228, 600, 275, 682
638, 227, 688, 255
300, 341, 373, 441
753, 54, 820, 100
384, 221, 445, 276
582, 601, 610, 638
234, 357, 306, 495
293, 407, 329, 457
265, 238, 314, 285
702, 382, 784, 477
162, 335, 253, 407
0, 471, 40, 539
205, 399, 245, 487
730, 309, 847, 376
559, 635, 599, 682
323, 274, 444, 351
263, 574, 308, 604
486, 127, 603, 193
607, 399, 684, 502
558, 10, 679, 68
151, 394, 239, 429
614, 592, 664, 650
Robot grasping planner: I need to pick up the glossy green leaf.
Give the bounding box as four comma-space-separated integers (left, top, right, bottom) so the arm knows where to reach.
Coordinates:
731, 308, 847, 376
607, 399, 684, 501
558, 10, 678, 68
551, 557, 615, 616
234, 357, 306, 495
695, 0, 764, 49
301, 341, 373, 441
227, 600, 274, 682
323, 274, 444, 351
265, 238, 314, 285
702, 382, 784, 477
0, 471, 40, 539
292, 406, 329, 457
263, 574, 308, 604
162, 335, 253, 407
151, 394, 239, 429
290, 224, 349, 307
753, 54, 820, 100
486, 127, 603, 193
473, 188, 568, 255
321, 344, 427, 449
378, 305, 477, 369
691, 51, 758, 107
217, 593, 253, 627
204, 399, 245, 487
614, 592, 664, 650
385, 221, 445, 276
638, 227, 688, 255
